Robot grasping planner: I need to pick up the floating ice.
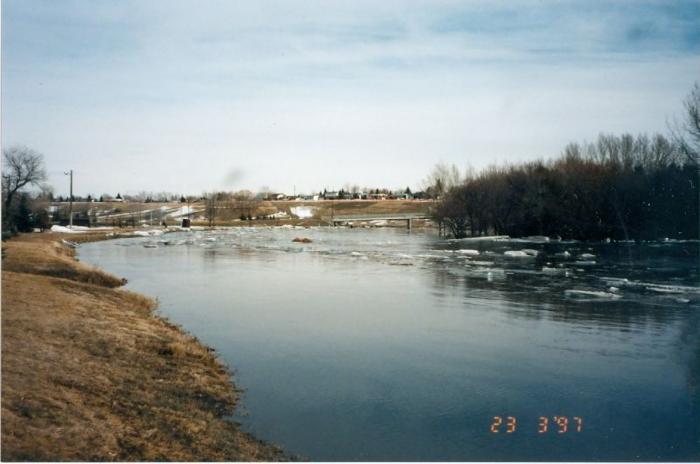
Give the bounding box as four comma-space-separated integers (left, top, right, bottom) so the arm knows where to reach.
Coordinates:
448, 235, 510, 242
524, 236, 550, 242
564, 289, 621, 299
504, 250, 533, 258
470, 261, 495, 266
542, 266, 563, 273
456, 249, 480, 256
133, 230, 164, 237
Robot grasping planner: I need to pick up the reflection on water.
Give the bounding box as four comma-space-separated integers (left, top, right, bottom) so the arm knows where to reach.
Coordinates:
79, 227, 699, 461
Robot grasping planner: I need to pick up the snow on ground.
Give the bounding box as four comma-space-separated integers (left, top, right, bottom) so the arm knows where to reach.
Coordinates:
96, 208, 163, 219
290, 206, 315, 219
50, 225, 113, 233
167, 206, 200, 218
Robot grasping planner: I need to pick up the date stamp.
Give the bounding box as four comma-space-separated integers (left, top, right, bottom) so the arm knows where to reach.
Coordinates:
490, 416, 583, 434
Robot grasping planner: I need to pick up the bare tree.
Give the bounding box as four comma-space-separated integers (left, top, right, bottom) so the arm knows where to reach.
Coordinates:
422, 162, 461, 199
204, 192, 219, 227
2, 146, 47, 213
674, 82, 700, 165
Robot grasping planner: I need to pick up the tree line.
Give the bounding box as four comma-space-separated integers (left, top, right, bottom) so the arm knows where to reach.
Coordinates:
432, 84, 700, 240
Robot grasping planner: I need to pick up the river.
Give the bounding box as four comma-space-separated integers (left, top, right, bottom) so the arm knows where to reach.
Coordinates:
79, 227, 699, 461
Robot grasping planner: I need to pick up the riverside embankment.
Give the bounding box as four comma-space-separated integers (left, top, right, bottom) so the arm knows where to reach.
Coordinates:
1, 231, 286, 461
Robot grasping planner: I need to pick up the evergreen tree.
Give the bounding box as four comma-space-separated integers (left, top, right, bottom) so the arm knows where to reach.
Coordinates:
15, 194, 32, 233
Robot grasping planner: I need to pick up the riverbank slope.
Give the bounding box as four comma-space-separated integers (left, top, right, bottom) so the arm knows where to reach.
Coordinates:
1, 233, 285, 461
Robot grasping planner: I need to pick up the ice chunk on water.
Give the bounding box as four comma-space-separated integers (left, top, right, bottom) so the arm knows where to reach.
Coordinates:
525, 236, 550, 242
133, 230, 163, 237
564, 289, 621, 299
456, 249, 480, 256
504, 250, 533, 258
542, 266, 565, 273
447, 235, 510, 242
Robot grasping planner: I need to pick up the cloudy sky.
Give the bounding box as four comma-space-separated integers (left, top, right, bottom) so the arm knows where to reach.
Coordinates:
2, 0, 699, 196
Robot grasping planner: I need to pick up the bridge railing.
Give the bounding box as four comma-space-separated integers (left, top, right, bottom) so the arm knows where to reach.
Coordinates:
325, 212, 431, 222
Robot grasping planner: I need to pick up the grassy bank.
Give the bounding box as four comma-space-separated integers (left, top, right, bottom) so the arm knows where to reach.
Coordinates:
1, 232, 285, 461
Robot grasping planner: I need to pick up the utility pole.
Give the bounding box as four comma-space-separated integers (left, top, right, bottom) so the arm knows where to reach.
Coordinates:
64, 170, 73, 228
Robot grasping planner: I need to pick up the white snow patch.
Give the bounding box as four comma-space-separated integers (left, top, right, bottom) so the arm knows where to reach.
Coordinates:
290, 206, 314, 219
167, 206, 200, 218
50, 225, 113, 233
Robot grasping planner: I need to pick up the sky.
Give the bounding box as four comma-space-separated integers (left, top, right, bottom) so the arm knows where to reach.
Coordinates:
2, 0, 699, 197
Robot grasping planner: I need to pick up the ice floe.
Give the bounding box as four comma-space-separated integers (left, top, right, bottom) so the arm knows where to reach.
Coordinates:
456, 249, 480, 256
564, 289, 622, 299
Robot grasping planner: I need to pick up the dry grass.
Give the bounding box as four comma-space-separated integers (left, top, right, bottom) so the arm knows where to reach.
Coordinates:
2, 239, 125, 287
1, 234, 286, 461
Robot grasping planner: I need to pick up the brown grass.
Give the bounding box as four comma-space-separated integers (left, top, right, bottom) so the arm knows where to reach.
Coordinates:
2, 239, 125, 287
1, 234, 286, 461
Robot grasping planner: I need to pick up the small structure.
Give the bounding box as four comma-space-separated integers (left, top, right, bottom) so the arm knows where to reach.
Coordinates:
181, 218, 191, 228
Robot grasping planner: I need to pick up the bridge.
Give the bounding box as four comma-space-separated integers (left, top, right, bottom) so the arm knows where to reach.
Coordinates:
327, 212, 431, 230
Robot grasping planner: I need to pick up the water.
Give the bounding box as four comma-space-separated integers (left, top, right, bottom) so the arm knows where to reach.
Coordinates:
79, 227, 700, 461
